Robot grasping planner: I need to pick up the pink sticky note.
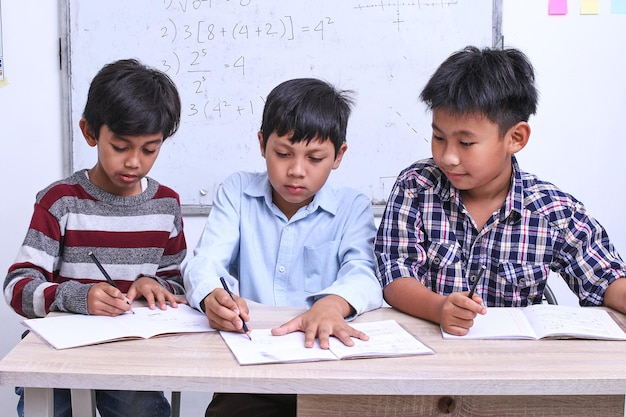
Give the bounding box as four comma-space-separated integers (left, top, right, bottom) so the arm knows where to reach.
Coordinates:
549, 0, 568, 15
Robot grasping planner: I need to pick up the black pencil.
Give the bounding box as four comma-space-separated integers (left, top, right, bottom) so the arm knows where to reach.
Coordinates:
468, 265, 487, 299
88, 251, 134, 313
220, 277, 251, 340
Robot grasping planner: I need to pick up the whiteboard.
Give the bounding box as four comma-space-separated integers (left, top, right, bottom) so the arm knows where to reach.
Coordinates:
61, 0, 499, 213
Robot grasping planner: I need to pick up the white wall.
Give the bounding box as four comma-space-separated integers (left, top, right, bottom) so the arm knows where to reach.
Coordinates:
0, 0, 63, 411
0, 0, 621, 412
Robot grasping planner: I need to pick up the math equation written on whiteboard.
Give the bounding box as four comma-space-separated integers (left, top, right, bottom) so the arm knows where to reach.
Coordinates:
160, 0, 337, 122
157, 0, 460, 123
68, 0, 488, 207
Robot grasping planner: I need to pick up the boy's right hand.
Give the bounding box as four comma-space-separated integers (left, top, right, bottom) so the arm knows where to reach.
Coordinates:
439, 292, 487, 336
87, 282, 133, 316
202, 289, 250, 333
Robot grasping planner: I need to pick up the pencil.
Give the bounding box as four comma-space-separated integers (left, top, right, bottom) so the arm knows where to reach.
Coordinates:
467, 265, 487, 299
219, 277, 251, 340
88, 251, 134, 313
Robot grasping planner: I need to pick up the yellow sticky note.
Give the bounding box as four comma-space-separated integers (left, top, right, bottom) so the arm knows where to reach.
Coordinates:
581, 0, 599, 14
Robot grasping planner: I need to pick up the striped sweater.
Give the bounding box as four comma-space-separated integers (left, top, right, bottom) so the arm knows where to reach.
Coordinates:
4, 170, 186, 318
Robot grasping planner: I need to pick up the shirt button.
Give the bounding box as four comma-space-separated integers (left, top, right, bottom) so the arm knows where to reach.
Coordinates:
433, 257, 441, 265
279, 266, 285, 273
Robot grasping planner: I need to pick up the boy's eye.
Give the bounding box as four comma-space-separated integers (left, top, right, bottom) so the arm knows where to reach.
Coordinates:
460, 141, 474, 147
112, 145, 127, 152
432, 135, 444, 142
276, 152, 289, 158
143, 149, 157, 155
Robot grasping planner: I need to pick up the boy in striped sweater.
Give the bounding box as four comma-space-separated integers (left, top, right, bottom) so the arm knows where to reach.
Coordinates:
4, 59, 186, 417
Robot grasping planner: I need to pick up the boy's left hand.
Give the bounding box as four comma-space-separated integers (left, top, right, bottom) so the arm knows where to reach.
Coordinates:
271, 295, 368, 349
126, 276, 187, 310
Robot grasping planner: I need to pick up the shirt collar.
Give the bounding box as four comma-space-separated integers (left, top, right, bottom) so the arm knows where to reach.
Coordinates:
500, 156, 523, 223
438, 156, 523, 223
244, 172, 337, 217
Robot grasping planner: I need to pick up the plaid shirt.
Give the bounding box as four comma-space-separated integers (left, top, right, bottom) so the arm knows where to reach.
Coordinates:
375, 157, 626, 307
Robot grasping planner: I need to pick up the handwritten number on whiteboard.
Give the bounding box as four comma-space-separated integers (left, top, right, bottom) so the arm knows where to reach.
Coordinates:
233, 56, 245, 76
266, 23, 277, 37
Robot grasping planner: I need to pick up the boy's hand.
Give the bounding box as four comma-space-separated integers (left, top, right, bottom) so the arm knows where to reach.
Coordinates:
126, 276, 187, 310
439, 292, 487, 336
271, 295, 368, 349
87, 282, 133, 316
202, 289, 250, 333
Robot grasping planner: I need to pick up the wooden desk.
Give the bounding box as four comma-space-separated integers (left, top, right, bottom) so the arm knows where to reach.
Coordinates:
1, 304, 626, 417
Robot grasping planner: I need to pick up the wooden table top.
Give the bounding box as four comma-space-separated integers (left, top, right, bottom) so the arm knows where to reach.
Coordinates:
2, 303, 626, 396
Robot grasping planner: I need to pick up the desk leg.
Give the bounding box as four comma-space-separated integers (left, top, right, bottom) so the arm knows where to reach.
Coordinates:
71, 389, 96, 417
24, 387, 53, 417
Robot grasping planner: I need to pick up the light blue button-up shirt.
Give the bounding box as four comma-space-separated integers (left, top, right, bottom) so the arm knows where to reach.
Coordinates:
183, 171, 382, 317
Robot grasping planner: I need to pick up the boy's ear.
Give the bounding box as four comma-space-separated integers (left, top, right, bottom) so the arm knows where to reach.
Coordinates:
80, 119, 98, 147
507, 121, 530, 154
257, 131, 266, 157
332, 143, 348, 170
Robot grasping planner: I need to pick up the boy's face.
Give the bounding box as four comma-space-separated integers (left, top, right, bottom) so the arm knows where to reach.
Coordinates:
81, 120, 163, 196
258, 131, 346, 218
430, 108, 527, 199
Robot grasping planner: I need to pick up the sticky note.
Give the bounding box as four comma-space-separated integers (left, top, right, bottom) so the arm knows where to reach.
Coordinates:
549, 0, 568, 15
581, 0, 599, 14
612, 0, 626, 13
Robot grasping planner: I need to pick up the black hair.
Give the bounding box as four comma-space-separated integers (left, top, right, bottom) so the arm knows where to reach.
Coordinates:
82, 59, 181, 141
260, 78, 354, 157
420, 46, 538, 136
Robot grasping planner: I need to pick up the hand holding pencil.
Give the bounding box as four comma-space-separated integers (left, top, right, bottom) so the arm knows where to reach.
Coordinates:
220, 277, 252, 340
87, 251, 135, 315
439, 265, 488, 336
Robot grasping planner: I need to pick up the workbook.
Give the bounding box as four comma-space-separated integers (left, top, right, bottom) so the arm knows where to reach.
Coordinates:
220, 319, 434, 365
442, 305, 626, 340
22, 304, 215, 349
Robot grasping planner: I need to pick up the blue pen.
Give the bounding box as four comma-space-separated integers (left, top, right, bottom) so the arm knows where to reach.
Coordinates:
220, 277, 251, 340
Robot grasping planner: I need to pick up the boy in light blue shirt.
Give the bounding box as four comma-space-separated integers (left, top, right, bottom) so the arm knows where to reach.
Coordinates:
183, 78, 382, 416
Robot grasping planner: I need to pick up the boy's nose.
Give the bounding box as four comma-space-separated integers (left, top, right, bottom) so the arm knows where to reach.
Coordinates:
124, 152, 140, 169
440, 146, 460, 166
287, 159, 305, 177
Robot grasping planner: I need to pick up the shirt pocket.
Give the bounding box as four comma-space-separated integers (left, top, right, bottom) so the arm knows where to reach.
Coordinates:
425, 241, 463, 292
497, 262, 548, 306
303, 240, 341, 293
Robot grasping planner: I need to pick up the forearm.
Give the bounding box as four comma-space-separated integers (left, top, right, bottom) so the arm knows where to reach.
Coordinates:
383, 277, 447, 324
603, 277, 626, 313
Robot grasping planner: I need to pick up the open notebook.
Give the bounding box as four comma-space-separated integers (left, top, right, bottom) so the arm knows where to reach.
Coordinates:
23, 304, 214, 349
442, 305, 626, 340
220, 319, 434, 365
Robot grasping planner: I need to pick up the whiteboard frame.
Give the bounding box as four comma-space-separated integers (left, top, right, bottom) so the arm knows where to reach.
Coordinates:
60, 0, 502, 216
